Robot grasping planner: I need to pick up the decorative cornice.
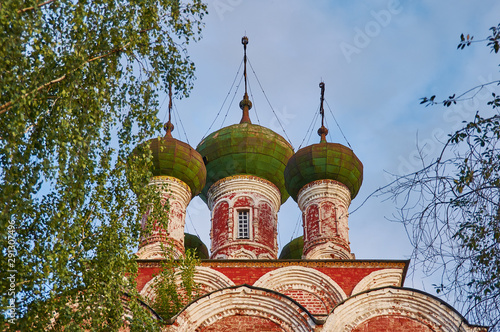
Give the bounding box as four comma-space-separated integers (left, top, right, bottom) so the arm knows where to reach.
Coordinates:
228, 248, 258, 259
149, 175, 192, 206
207, 175, 281, 211
297, 179, 351, 211
212, 241, 277, 255
136, 242, 183, 260
304, 242, 354, 260
136, 259, 409, 271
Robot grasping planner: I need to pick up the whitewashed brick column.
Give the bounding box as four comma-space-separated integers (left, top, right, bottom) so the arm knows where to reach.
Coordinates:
297, 179, 354, 259
137, 176, 192, 259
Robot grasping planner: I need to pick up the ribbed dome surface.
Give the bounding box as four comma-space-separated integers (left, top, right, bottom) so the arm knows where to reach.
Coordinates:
147, 135, 207, 197
196, 122, 294, 204
284, 142, 363, 202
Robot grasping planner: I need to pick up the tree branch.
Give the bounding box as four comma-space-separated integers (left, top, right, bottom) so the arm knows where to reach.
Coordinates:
0, 43, 129, 116
18, 0, 56, 14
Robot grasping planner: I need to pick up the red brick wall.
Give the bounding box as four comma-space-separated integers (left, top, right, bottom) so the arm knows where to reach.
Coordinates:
283, 289, 328, 315
206, 266, 383, 296
257, 202, 274, 246
199, 315, 284, 332
305, 204, 319, 242
320, 202, 336, 235
352, 315, 434, 332
212, 201, 229, 250
136, 262, 400, 297
136, 266, 162, 291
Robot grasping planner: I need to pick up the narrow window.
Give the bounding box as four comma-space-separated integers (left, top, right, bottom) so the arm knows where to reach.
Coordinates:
237, 210, 249, 239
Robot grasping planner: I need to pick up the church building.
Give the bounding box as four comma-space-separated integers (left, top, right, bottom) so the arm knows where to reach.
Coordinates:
133, 37, 487, 332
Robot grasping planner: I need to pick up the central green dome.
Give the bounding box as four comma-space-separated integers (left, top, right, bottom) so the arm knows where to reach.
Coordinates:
196, 122, 294, 204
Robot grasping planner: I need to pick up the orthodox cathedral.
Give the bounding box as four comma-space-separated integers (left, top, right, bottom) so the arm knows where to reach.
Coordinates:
133, 37, 487, 331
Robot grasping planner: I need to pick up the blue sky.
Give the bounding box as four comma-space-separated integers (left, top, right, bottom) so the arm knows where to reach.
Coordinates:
160, 0, 500, 295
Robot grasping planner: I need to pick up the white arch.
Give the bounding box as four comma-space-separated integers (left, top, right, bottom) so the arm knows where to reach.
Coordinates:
170, 285, 317, 332
211, 198, 230, 216
304, 242, 354, 260
230, 193, 256, 206
253, 266, 347, 311
140, 266, 235, 302
323, 287, 487, 332
228, 247, 258, 259
351, 268, 404, 295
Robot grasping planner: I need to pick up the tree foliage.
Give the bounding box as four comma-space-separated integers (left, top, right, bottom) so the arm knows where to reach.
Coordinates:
150, 246, 201, 323
386, 24, 500, 330
0, 0, 206, 330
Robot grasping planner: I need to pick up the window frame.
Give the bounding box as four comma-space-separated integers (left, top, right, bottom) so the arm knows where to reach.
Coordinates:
236, 209, 251, 240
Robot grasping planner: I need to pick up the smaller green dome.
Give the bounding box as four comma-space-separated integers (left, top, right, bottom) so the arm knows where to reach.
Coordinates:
145, 126, 206, 197
279, 236, 303, 259
284, 142, 363, 201
184, 233, 209, 259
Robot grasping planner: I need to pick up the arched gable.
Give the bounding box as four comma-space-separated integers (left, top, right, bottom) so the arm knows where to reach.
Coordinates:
253, 266, 346, 315
351, 268, 404, 296
140, 266, 235, 302
170, 285, 318, 332
323, 287, 487, 332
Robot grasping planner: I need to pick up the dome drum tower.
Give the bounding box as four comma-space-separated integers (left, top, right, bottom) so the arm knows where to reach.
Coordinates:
284, 82, 363, 260
136, 91, 207, 260
297, 179, 353, 259
137, 175, 193, 259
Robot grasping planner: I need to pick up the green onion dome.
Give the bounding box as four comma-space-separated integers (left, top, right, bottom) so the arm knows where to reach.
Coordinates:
279, 236, 303, 259
196, 122, 294, 204
184, 233, 209, 259
284, 140, 363, 202
146, 121, 207, 197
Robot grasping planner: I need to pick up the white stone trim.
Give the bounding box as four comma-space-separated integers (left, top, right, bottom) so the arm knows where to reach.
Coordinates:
228, 248, 258, 259
207, 175, 281, 212
258, 252, 275, 259
138, 176, 192, 259
253, 266, 347, 310
233, 205, 254, 241
298, 180, 354, 260
150, 176, 192, 206
297, 180, 351, 212
323, 287, 486, 332
213, 240, 277, 253
351, 269, 404, 296
140, 266, 235, 302
305, 242, 354, 260
136, 242, 183, 260
170, 286, 317, 331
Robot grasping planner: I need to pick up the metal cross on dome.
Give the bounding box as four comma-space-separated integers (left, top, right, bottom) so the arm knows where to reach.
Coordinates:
239, 36, 252, 124
318, 82, 329, 143
164, 84, 174, 137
